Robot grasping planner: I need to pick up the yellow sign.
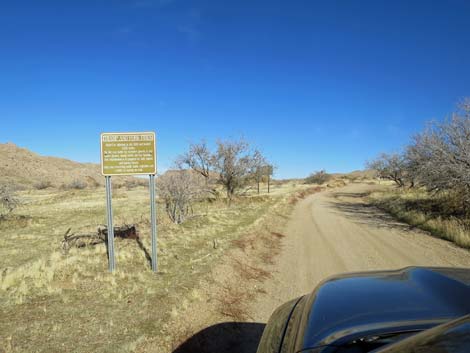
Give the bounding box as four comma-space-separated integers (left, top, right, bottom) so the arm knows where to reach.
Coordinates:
101, 132, 156, 176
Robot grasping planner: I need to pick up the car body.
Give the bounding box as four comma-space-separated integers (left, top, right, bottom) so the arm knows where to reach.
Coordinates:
256, 267, 470, 353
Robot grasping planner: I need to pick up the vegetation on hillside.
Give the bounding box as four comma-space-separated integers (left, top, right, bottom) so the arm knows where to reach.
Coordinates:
305, 170, 332, 185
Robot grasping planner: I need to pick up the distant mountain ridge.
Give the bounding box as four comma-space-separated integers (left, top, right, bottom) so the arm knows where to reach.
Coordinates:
0, 142, 135, 189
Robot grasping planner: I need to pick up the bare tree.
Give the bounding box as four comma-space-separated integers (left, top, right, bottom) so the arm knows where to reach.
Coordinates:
405, 100, 470, 207
365, 98, 470, 212
251, 150, 267, 194
177, 141, 212, 184
159, 170, 206, 224
0, 184, 21, 216
212, 139, 257, 204
366, 153, 407, 187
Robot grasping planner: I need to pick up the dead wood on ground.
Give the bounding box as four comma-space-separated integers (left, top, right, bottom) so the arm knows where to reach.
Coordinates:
61, 225, 138, 253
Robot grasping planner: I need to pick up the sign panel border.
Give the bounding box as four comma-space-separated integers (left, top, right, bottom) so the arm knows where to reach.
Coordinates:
100, 131, 157, 176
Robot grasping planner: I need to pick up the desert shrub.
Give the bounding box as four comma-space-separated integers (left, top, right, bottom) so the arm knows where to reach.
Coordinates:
305, 170, 332, 184
65, 180, 87, 190
0, 184, 21, 216
124, 178, 147, 190
159, 170, 207, 224
343, 174, 358, 182
34, 180, 52, 190
85, 176, 100, 188
327, 179, 346, 188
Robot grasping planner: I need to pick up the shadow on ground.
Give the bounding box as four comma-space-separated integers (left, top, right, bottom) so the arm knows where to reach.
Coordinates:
135, 237, 152, 267
173, 322, 265, 353
328, 191, 413, 232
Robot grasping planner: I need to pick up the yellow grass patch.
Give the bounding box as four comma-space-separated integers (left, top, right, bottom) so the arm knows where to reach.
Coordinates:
369, 188, 470, 249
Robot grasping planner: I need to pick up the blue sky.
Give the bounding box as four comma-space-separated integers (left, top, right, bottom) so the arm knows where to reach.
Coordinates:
1, 0, 469, 178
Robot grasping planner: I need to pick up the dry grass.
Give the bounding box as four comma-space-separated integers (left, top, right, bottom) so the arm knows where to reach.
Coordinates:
214, 225, 287, 321
0, 181, 303, 353
270, 231, 286, 239
256, 232, 286, 265
231, 258, 271, 281
215, 283, 252, 321
231, 236, 256, 251
369, 188, 470, 249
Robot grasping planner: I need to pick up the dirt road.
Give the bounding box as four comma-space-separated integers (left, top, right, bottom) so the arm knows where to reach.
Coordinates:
171, 183, 470, 353
250, 183, 470, 321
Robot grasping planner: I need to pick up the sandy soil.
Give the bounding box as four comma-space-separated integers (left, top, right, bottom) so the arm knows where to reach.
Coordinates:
250, 182, 470, 322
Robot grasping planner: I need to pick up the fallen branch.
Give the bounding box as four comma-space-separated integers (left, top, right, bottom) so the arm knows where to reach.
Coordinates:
61, 225, 139, 253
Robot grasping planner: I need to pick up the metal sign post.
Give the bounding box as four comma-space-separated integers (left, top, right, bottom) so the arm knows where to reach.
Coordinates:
100, 132, 157, 273
105, 176, 115, 272
149, 174, 157, 272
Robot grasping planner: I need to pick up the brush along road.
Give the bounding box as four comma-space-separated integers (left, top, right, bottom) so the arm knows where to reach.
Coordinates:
250, 183, 470, 322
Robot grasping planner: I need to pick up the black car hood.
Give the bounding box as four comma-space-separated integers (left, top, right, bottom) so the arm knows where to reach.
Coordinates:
297, 267, 470, 351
